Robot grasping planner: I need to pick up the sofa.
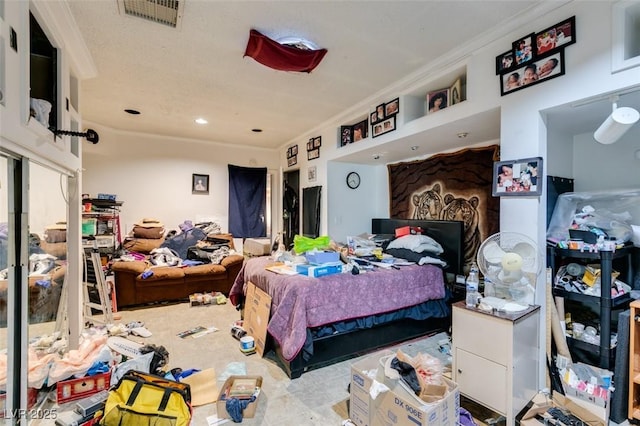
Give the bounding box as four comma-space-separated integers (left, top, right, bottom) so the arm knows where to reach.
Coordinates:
111, 254, 244, 308
0, 265, 66, 326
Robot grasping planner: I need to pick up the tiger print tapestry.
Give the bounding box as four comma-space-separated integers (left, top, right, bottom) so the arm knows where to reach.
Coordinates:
388, 145, 500, 273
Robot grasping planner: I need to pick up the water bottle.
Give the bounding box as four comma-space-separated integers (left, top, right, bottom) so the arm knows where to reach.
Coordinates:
465, 262, 480, 307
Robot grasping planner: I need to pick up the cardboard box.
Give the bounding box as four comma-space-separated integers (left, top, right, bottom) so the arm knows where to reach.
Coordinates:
295, 262, 343, 277
517, 391, 606, 426
560, 362, 610, 411
244, 282, 271, 357
216, 375, 262, 419
56, 372, 111, 404
350, 352, 459, 426
243, 238, 272, 257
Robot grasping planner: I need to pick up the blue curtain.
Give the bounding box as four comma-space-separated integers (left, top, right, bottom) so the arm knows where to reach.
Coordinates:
228, 165, 267, 238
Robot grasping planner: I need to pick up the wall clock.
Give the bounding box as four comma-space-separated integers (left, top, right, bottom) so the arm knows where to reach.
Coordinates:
346, 172, 361, 189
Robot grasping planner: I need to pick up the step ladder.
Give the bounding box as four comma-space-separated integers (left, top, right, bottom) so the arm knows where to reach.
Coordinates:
82, 247, 113, 325
54, 245, 114, 336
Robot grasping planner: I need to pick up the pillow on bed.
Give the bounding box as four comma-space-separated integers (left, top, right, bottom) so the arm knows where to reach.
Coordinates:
384, 248, 448, 267
386, 234, 443, 254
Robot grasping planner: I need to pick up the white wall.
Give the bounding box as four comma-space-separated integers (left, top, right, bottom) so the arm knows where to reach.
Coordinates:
326, 161, 388, 243
82, 123, 280, 239
572, 126, 640, 191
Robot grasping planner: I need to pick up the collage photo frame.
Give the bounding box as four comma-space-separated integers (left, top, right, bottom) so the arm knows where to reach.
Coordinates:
370, 97, 399, 137
496, 16, 575, 96
307, 136, 321, 160
286, 144, 298, 167
340, 118, 369, 146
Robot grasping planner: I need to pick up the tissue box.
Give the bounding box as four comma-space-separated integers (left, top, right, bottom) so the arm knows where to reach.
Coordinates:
296, 263, 343, 278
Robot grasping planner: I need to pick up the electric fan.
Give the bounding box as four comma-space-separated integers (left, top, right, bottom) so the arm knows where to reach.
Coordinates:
476, 232, 542, 311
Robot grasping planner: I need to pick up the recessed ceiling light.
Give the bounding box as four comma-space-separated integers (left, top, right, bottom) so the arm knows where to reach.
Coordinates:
195, 118, 208, 124
457, 132, 469, 138
411, 146, 419, 151
124, 109, 140, 115
252, 128, 263, 133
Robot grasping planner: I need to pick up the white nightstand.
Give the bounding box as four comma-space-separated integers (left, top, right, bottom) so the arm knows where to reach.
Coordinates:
452, 301, 540, 425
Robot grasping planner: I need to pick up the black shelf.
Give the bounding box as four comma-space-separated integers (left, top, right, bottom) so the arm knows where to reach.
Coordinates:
551, 288, 631, 308
548, 244, 635, 370
566, 336, 616, 368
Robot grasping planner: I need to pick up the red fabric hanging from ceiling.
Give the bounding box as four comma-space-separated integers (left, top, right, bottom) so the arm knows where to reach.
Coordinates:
244, 29, 327, 73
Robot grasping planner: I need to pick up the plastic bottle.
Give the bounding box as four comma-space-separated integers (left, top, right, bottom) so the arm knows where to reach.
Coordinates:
465, 262, 480, 307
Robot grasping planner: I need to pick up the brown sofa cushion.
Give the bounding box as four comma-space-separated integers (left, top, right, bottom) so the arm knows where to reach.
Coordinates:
50, 265, 66, 283
137, 266, 184, 281
44, 228, 66, 243
183, 264, 226, 277
112, 261, 148, 275
122, 238, 163, 254
40, 241, 67, 259
133, 226, 165, 239
221, 254, 244, 268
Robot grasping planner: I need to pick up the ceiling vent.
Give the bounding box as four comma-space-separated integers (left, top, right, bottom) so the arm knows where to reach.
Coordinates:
117, 0, 184, 29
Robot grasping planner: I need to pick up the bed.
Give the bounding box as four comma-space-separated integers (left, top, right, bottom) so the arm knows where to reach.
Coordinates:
229, 218, 464, 378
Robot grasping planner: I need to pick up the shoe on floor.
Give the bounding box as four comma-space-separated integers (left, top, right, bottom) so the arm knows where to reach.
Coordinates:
130, 327, 152, 338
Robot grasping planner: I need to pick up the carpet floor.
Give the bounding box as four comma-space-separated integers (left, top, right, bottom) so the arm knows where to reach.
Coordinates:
99, 300, 459, 425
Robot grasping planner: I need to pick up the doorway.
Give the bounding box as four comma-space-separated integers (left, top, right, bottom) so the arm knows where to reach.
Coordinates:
283, 170, 300, 249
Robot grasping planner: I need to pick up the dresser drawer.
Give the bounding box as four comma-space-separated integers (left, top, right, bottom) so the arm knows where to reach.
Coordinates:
453, 306, 509, 365
454, 348, 507, 414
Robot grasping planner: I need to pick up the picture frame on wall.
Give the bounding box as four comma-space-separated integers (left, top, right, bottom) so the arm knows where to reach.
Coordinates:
535, 16, 576, 56
287, 156, 297, 167
192, 173, 209, 194
376, 104, 385, 121
308, 165, 317, 182
307, 148, 320, 161
313, 136, 322, 148
450, 79, 462, 105
352, 119, 368, 141
372, 116, 396, 138
340, 126, 353, 146
496, 50, 515, 74
427, 88, 449, 114
385, 98, 399, 116
500, 50, 564, 96
512, 33, 535, 66
370, 110, 380, 124
492, 157, 543, 196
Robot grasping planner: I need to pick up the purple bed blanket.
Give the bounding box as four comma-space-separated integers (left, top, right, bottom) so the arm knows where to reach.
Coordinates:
230, 256, 446, 361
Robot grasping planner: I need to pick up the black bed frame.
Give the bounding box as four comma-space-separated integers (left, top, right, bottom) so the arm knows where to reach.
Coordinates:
269, 218, 464, 379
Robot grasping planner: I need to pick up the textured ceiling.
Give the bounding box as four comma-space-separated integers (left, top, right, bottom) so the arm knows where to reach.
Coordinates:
68, 0, 550, 151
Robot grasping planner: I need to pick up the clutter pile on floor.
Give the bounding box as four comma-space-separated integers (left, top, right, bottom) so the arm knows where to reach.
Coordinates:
1, 305, 262, 425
